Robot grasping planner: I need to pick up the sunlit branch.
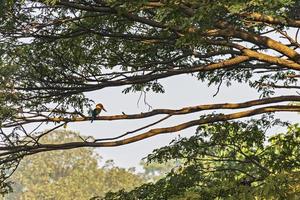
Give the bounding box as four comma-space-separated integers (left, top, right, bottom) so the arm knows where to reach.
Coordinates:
1, 105, 300, 158
3, 95, 300, 128
242, 12, 300, 28
12, 56, 250, 97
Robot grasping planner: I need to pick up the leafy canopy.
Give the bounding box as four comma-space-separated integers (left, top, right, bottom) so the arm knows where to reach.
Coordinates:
2, 0, 300, 196
103, 121, 300, 200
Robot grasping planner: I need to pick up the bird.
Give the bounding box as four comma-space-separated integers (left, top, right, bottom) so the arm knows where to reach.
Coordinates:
91, 103, 107, 123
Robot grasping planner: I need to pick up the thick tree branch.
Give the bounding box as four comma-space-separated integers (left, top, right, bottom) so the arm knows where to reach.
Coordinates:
4, 95, 300, 127
242, 12, 300, 28
208, 25, 300, 63
13, 56, 251, 97
1, 105, 300, 156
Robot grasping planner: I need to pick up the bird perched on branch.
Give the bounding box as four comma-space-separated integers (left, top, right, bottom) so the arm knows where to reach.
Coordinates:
91, 103, 107, 123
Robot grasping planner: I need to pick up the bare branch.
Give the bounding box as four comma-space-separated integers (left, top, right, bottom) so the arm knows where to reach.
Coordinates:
5, 95, 300, 127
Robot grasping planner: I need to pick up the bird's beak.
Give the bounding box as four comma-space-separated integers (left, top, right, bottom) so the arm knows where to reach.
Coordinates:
102, 107, 107, 112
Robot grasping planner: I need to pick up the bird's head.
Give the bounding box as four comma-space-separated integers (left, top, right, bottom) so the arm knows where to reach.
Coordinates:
95, 103, 107, 112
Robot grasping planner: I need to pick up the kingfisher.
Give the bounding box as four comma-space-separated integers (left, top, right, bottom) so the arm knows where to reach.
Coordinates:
91, 103, 107, 123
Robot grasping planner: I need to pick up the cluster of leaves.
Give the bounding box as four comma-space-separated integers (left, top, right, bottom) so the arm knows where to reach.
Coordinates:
103, 120, 300, 199
122, 81, 165, 94
249, 70, 299, 98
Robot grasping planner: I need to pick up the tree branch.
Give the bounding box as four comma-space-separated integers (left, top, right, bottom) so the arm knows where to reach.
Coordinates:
2, 105, 300, 156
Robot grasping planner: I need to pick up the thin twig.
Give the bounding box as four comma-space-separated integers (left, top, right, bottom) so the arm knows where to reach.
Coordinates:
94, 114, 172, 142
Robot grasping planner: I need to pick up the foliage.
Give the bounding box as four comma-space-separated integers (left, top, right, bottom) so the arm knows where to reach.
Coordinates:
2, 0, 300, 197
2, 130, 144, 200
102, 121, 300, 199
